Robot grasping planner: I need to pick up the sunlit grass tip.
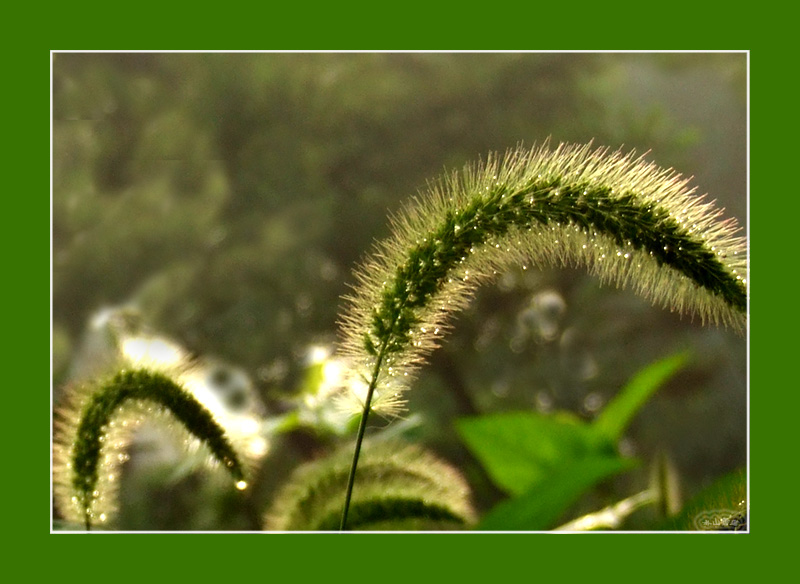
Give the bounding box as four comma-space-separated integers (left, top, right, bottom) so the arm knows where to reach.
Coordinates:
53, 360, 250, 530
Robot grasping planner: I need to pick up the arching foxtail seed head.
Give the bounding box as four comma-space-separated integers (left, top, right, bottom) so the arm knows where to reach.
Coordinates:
337, 141, 747, 416
53, 367, 248, 529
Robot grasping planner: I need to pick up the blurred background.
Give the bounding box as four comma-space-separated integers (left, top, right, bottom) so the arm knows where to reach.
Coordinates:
51, 52, 747, 530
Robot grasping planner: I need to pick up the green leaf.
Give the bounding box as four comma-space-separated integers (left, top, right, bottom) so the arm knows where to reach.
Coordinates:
478, 456, 638, 531
592, 351, 689, 441
456, 411, 613, 496
456, 352, 688, 530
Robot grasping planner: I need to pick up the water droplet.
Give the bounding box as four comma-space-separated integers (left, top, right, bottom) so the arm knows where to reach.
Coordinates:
583, 392, 604, 414
535, 391, 553, 413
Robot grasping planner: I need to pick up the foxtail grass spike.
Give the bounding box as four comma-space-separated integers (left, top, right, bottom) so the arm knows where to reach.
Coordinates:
53, 368, 246, 530
336, 141, 747, 529
266, 441, 475, 531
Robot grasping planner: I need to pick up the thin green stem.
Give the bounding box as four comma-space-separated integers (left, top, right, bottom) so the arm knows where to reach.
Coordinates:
339, 347, 386, 531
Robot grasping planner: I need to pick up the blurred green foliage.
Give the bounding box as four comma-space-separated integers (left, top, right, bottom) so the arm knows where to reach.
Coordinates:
52, 52, 747, 530
457, 352, 686, 529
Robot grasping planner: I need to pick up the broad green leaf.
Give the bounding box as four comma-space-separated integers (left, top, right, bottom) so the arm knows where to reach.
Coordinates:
457, 352, 691, 530
478, 456, 638, 531
456, 411, 612, 496
592, 351, 689, 441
